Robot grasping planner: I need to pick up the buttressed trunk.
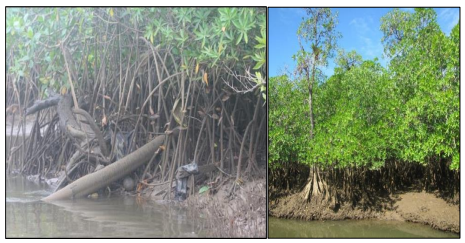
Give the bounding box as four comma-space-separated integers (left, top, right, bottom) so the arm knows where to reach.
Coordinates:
303, 165, 328, 202
42, 129, 179, 201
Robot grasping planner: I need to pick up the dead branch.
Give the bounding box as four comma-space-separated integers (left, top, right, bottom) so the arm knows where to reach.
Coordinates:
223, 66, 266, 94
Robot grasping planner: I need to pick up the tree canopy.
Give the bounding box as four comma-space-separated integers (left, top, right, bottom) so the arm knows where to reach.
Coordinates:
269, 8, 459, 171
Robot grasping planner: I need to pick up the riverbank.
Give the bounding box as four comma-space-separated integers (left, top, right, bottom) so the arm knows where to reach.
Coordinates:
389, 192, 460, 233
269, 190, 459, 234
138, 175, 266, 237
182, 177, 266, 238
7, 121, 266, 238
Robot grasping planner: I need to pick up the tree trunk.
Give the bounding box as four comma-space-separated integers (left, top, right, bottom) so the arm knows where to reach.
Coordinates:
42, 129, 178, 201
303, 165, 328, 202
308, 54, 317, 139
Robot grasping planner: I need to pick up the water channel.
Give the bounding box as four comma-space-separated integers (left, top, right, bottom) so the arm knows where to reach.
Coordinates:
269, 217, 459, 238
6, 176, 206, 238
268, 217, 459, 238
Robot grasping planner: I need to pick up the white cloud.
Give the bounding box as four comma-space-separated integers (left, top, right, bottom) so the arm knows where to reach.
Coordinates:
349, 17, 372, 34
349, 17, 383, 60
276, 8, 292, 25
449, 14, 459, 30
359, 36, 383, 59
438, 8, 459, 34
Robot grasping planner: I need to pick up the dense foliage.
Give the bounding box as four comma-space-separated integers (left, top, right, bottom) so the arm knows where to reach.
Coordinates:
6, 8, 266, 99
381, 8, 460, 170
269, 8, 459, 176
269, 75, 310, 169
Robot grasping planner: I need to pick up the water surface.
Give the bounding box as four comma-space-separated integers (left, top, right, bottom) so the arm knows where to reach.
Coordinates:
6, 176, 205, 238
269, 217, 459, 238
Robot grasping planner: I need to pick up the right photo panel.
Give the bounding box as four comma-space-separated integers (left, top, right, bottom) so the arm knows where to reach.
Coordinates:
268, 7, 460, 238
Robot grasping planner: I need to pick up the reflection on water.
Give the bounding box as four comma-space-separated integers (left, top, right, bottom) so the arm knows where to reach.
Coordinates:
269, 217, 459, 238
6, 176, 205, 238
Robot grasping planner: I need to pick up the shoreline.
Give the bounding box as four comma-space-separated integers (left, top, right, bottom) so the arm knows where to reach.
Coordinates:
140, 175, 267, 238
183, 177, 267, 238
269, 190, 459, 234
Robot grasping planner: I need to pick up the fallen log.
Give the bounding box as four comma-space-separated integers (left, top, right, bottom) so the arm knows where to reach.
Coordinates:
42, 128, 180, 201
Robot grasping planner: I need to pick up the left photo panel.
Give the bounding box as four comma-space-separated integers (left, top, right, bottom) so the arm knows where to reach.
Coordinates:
5, 7, 267, 238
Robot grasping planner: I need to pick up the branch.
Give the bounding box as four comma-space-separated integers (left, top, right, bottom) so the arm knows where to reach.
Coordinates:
72, 108, 110, 157
60, 43, 79, 110
223, 66, 266, 94
25, 93, 61, 116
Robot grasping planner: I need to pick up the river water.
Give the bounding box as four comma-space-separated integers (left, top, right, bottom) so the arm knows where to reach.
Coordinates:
269, 217, 459, 238
6, 176, 206, 238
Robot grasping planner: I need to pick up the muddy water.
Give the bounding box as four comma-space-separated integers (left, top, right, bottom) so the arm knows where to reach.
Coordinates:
269, 217, 459, 238
6, 176, 206, 238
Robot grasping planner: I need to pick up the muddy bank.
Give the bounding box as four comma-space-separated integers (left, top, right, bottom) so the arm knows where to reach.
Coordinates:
270, 193, 384, 221
183, 178, 266, 238
270, 191, 459, 234
390, 192, 460, 233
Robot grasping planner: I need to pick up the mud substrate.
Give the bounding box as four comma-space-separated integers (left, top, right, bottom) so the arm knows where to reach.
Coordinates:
269, 191, 459, 234
184, 178, 266, 238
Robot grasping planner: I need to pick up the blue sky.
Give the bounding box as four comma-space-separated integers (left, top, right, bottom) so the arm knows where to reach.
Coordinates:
269, 8, 460, 78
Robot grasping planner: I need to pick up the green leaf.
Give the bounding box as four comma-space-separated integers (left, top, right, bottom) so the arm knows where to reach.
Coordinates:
199, 186, 210, 194
236, 33, 243, 45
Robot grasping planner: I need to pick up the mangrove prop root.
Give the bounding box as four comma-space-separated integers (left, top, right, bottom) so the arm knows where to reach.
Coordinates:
72, 108, 109, 156
58, 95, 81, 136
42, 129, 179, 201
66, 125, 86, 140
25, 94, 60, 116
